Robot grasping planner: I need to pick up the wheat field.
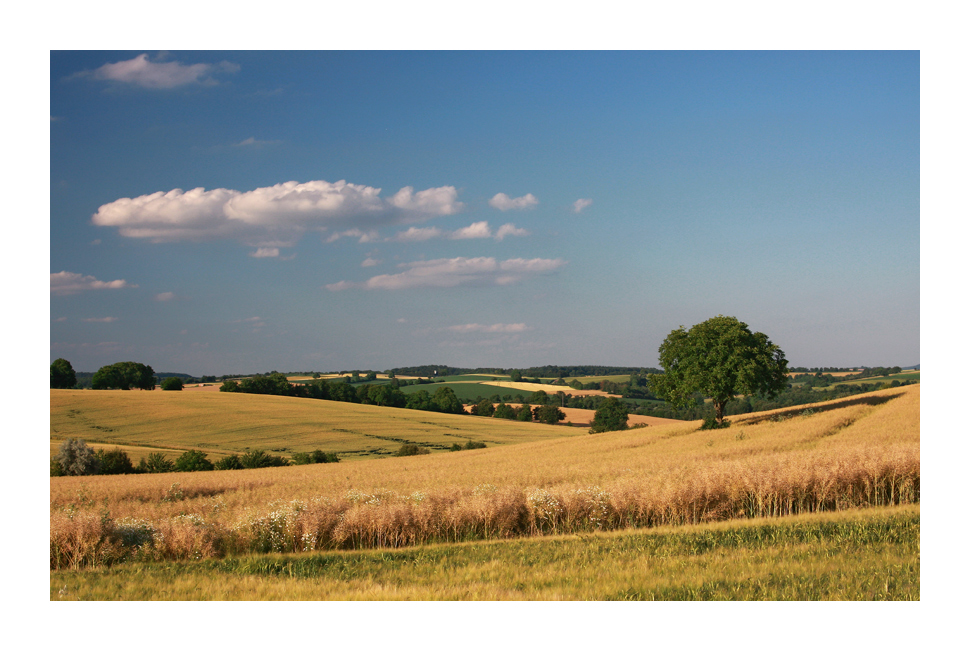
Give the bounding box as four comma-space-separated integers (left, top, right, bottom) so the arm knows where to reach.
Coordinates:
50, 384, 918, 569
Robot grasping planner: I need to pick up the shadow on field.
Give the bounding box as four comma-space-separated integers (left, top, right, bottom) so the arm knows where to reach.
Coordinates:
736, 392, 903, 426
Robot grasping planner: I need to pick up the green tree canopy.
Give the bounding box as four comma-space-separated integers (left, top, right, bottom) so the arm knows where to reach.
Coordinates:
589, 397, 629, 433
160, 377, 184, 391
50, 358, 77, 389
650, 315, 788, 426
91, 361, 156, 390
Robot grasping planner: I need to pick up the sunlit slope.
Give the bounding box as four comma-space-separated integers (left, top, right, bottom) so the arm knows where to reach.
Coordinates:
50, 389, 584, 461
51, 384, 918, 521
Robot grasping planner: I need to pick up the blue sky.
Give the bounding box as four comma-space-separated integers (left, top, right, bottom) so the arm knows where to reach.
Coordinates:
50, 51, 919, 375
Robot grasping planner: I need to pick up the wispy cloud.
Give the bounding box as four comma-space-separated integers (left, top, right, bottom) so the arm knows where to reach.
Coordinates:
249, 247, 279, 258
389, 221, 528, 242
326, 256, 566, 291
73, 53, 239, 89
154, 292, 176, 302
362, 257, 381, 267
234, 137, 282, 147
489, 193, 538, 211
51, 271, 135, 295
445, 323, 531, 333
82, 316, 118, 323
93, 179, 465, 250
572, 198, 593, 213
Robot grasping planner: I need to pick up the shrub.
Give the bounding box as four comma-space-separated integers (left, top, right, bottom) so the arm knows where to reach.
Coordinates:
56, 439, 101, 476
174, 450, 214, 472
463, 440, 487, 450
394, 443, 430, 457
50, 458, 65, 477
240, 449, 290, 468
292, 450, 339, 465
214, 454, 243, 470
160, 377, 184, 391
138, 452, 175, 473
96, 448, 135, 474
699, 414, 730, 430
589, 397, 629, 433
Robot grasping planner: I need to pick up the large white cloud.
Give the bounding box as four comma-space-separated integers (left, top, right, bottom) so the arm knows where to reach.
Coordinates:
76, 53, 239, 89
93, 180, 464, 248
326, 256, 565, 291
489, 192, 538, 211
51, 271, 135, 295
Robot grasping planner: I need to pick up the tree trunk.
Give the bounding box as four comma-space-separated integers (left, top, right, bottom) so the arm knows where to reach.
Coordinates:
714, 399, 726, 425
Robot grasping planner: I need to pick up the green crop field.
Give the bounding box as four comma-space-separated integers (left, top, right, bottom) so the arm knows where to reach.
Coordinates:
50, 389, 584, 462
50, 505, 918, 600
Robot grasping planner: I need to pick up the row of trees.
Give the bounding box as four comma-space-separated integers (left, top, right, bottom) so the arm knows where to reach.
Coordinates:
51, 439, 339, 476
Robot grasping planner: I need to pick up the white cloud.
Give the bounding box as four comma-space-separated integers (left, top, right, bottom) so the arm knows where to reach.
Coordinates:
362, 257, 381, 267
389, 221, 528, 242
573, 198, 593, 213
489, 192, 538, 211
450, 221, 492, 239
51, 271, 135, 295
446, 323, 531, 333
250, 247, 280, 258
495, 223, 529, 240
76, 53, 239, 89
83, 317, 118, 323
234, 137, 282, 147
154, 292, 175, 301
390, 226, 443, 242
94, 179, 463, 249
326, 256, 565, 291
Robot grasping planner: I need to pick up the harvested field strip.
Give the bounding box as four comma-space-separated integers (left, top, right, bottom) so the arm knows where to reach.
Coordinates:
50, 386, 919, 569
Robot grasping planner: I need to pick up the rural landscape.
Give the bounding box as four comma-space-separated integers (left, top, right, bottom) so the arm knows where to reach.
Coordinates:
51, 51, 918, 603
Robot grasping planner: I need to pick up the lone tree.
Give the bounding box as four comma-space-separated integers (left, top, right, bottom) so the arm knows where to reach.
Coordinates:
589, 397, 629, 433
650, 315, 788, 427
92, 361, 156, 390
50, 358, 77, 389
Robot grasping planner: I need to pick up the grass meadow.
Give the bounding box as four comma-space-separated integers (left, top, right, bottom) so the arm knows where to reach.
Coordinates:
50, 384, 919, 598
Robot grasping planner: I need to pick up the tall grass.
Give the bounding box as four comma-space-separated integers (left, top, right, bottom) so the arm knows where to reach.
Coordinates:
51, 506, 920, 600
50, 385, 919, 569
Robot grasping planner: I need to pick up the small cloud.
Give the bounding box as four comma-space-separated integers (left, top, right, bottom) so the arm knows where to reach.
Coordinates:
51, 116, 61, 122
389, 221, 529, 242
489, 193, 538, 211
362, 257, 381, 267
326, 256, 566, 291
234, 137, 282, 147
250, 247, 280, 258
83, 317, 118, 323
73, 53, 239, 89
54, 317, 67, 322
389, 226, 443, 242
573, 198, 593, 213
90, 239, 101, 246
495, 223, 529, 241
326, 228, 380, 244
450, 221, 492, 239
51, 271, 135, 295
154, 292, 175, 302
446, 323, 531, 334
180, 329, 188, 335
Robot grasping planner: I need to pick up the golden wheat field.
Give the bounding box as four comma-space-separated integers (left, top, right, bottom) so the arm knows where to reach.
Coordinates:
50, 384, 919, 570
50, 389, 584, 463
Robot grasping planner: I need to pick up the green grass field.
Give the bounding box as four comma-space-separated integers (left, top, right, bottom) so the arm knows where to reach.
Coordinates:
50, 505, 918, 600
50, 389, 584, 462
